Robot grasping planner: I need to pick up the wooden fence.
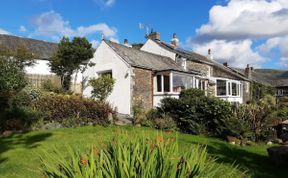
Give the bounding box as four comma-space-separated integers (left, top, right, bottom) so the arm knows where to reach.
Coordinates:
26, 74, 82, 94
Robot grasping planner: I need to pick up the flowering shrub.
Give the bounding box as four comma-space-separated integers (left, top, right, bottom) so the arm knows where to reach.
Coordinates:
40, 131, 243, 177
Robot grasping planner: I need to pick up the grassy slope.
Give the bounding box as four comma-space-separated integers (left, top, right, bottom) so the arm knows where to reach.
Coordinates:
0, 126, 285, 178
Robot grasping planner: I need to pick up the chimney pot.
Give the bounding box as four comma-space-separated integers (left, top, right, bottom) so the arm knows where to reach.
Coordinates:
148, 32, 160, 41
123, 39, 132, 47
208, 49, 211, 55
171, 32, 179, 47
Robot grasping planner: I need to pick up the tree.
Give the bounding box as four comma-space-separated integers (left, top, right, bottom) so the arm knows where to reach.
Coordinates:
0, 45, 34, 109
49, 37, 94, 91
89, 75, 115, 102
0, 59, 27, 110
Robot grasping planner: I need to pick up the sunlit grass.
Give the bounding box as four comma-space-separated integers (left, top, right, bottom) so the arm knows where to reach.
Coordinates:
0, 126, 284, 178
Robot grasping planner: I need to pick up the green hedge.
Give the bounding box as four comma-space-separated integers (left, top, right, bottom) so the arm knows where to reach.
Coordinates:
33, 94, 114, 126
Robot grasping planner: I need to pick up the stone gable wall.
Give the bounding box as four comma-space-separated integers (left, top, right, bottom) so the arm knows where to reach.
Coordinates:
131, 67, 153, 113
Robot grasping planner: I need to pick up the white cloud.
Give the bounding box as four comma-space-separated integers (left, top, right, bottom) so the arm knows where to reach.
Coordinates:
19, 25, 27, 32
94, 0, 115, 7
189, 39, 265, 68
188, 0, 288, 68
0, 28, 10, 35
196, 0, 288, 41
31, 11, 117, 41
279, 57, 288, 67
76, 24, 116, 37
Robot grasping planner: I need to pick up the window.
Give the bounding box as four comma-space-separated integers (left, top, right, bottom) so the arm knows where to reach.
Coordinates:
164, 75, 170, 92
99, 71, 112, 78
198, 80, 206, 91
232, 83, 237, 96
217, 80, 227, 96
173, 74, 193, 92
157, 75, 162, 92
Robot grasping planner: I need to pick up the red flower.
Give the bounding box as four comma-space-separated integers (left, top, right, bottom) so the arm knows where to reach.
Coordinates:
80, 159, 88, 165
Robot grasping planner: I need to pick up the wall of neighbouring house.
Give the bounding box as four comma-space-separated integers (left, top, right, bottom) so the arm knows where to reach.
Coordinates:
82, 41, 132, 115
141, 39, 176, 60
131, 67, 153, 112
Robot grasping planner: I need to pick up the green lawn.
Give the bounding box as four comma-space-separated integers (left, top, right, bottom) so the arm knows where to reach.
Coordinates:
0, 126, 285, 178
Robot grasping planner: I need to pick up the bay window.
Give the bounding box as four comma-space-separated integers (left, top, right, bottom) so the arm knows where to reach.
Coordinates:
217, 79, 241, 97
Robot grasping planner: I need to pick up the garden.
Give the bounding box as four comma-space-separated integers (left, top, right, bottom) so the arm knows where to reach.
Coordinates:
1, 37, 288, 178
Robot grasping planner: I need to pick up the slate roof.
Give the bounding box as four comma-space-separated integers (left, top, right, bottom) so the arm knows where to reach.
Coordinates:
0, 34, 57, 59
153, 40, 250, 81
233, 68, 288, 87
105, 40, 200, 75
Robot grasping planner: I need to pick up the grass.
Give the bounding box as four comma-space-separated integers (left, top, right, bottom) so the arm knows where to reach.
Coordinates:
0, 126, 286, 178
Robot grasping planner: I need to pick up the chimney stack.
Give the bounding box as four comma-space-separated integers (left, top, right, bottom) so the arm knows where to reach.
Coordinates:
148, 32, 160, 41
223, 62, 228, 67
245, 64, 252, 79
171, 33, 179, 47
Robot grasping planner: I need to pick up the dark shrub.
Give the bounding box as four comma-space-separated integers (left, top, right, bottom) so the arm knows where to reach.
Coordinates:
159, 89, 233, 137
33, 94, 114, 126
145, 109, 177, 130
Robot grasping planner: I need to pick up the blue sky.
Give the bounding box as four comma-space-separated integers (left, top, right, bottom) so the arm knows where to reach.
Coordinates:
1, 0, 288, 69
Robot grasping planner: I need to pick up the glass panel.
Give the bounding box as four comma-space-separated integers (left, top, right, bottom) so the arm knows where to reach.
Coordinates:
217, 80, 227, 96
173, 74, 193, 92
228, 82, 231, 95
164, 75, 170, 92
232, 83, 237, 96
157, 75, 162, 92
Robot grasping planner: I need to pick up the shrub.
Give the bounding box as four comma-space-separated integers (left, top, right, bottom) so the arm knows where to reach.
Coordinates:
10, 85, 42, 109
159, 89, 233, 137
0, 107, 43, 132
40, 132, 243, 177
145, 109, 177, 130
33, 94, 114, 126
41, 79, 63, 93
89, 75, 115, 101
233, 95, 278, 142
0, 59, 27, 110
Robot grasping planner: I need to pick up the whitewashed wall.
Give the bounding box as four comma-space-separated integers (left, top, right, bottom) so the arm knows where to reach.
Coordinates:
141, 39, 176, 60
83, 41, 132, 115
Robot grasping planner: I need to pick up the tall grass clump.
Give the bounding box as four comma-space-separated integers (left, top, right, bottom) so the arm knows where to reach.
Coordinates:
40, 131, 244, 178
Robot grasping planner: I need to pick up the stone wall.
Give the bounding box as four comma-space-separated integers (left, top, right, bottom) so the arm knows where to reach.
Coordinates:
186, 60, 211, 76
131, 67, 153, 113
242, 81, 251, 103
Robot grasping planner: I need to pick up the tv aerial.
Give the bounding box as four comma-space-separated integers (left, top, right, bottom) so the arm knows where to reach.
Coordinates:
139, 22, 154, 39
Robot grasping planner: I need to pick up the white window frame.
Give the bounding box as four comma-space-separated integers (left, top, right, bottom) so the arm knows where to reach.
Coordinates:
216, 78, 241, 97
